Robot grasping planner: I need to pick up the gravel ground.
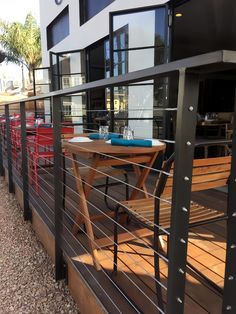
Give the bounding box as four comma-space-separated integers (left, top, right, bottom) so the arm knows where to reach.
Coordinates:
0, 179, 79, 314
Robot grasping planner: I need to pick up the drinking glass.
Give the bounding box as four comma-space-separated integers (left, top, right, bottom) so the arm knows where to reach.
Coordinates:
99, 125, 109, 139
122, 126, 128, 139
103, 125, 109, 140
127, 128, 134, 140
123, 126, 134, 140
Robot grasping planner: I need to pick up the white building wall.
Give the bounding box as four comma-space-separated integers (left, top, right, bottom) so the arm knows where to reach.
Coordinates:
39, 0, 168, 138
39, 0, 168, 67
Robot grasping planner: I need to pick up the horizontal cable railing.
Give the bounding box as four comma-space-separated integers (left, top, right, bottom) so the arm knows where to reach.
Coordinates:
0, 50, 235, 314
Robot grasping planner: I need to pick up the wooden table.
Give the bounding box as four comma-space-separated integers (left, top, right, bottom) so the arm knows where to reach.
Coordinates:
63, 138, 165, 269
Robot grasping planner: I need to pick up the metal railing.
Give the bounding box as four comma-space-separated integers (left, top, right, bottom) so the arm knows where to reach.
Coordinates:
0, 50, 236, 314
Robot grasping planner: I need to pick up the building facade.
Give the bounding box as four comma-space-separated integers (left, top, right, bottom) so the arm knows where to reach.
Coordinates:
38, 0, 236, 138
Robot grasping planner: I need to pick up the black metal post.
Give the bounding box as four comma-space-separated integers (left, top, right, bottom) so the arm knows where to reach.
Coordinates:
0, 118, 4, 176
32, 69, 37, 119
5, 104, 14, 193
166, 70, 199, 314
20, 101, 31, 221
222, 84, 236, 313
52, 96, 65, 280
109, 13, 115, 132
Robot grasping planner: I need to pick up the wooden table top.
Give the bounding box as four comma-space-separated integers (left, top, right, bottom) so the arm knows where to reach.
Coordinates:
63, 137, 166, 155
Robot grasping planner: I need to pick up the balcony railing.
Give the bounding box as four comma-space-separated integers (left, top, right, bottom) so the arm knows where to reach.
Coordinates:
0, 50, 236, 314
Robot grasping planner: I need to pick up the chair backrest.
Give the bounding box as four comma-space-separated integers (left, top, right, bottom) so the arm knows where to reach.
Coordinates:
36, 126, 74, 147
61, 126, 74, 136
156, 155, 231, 197
36, 128, 53, 147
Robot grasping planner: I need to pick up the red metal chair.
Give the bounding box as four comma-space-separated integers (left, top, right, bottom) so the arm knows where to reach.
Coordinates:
10, 117, 21, 170
29, 126, 74, 193
11, 115, 37, 171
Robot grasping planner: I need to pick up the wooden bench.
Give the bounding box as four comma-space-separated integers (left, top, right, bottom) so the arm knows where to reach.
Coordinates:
120, 156, 230, 230
113, 155, 231, 307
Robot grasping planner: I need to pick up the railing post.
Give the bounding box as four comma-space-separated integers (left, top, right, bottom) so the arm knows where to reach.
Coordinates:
20, 101, 31, 221
0, 117, 4, 177
166, 70, 199, 314
52, 95, 65, 280
5, 104, 14, 193
222, 84, 236, 313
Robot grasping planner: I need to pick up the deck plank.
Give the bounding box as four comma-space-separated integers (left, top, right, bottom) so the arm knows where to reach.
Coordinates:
29, 168, 227, 314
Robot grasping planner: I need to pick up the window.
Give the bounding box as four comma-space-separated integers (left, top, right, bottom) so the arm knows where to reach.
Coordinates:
172, 0, 236, 60
47, 6, 69, 50
80, 0, 114, 24
105, 25, 128, 78
110, 7, 168, 138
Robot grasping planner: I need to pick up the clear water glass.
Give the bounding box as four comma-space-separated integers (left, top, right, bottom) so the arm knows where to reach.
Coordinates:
123, 126, 134, 140
99, 125, 109, 139
123, 126, 128, 139
99, 125, 104, 139
103, 125, 109, 140
127, 127, 134, 140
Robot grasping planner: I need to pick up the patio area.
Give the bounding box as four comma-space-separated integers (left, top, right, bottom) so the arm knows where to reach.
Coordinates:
31, 167, 226, 313
0, 51, 235, 314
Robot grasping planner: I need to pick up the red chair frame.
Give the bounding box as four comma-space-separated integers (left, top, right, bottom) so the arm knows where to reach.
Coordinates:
29, 126, 74, 193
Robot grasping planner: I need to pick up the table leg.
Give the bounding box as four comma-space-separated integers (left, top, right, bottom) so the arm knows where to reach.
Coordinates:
132, 165, 149, 198
130, 152, 159, 200
71, 153, 101, 270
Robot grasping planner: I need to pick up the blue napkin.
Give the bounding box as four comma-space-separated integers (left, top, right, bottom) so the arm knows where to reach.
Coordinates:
89, 133, 121, 140
111, 138, 152, 147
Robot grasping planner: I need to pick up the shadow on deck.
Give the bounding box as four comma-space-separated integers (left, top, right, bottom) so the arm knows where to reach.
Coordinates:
21, 166, 227, 314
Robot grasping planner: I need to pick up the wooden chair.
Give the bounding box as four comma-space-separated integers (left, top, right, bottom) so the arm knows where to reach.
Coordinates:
28, 126, 74, 193
113, 154, 230, 306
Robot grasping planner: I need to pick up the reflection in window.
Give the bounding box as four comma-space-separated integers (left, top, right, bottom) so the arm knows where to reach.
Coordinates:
105, 25, 128, 121
80, 0, 114, 24
62, 94, 87, 133
110, 7, 168, 138
47, 6, 69, 50
51, 51, 86, 90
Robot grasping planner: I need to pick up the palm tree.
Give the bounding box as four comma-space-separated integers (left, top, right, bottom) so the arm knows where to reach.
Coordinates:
0, 13, 41, 88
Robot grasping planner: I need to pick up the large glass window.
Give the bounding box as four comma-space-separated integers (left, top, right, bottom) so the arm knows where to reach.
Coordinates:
47, 6, 69, 50
50, 51, 86, 90
50, 50, 87, 132
172, 0, 236, 60
109, 7, 168, 138
80, 0, 114, 24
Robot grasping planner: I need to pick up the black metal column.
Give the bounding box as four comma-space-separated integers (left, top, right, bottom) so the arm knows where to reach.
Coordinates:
222, 85, 236, 313
52, 96, 65, 280
166, 70, 199, 314
0, 118, 4, 176
109, 12, 115, 132
5, 104, 14, 193
20, 101, 31, 221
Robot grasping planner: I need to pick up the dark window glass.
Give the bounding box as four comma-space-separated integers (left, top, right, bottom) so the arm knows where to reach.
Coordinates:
47, 6, 69, 50
80, 0, 114, 24
172, 0, 236, 60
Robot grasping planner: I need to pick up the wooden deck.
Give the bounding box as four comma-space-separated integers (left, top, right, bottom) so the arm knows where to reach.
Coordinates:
26, 164, 227, 314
